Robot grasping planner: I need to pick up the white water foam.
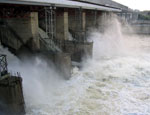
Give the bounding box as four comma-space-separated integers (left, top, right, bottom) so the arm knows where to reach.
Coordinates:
1, 14, 150, 115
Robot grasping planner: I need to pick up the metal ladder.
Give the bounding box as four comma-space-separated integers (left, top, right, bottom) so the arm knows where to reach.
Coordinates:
45, 6, 56, 40
40, 6, 61, 52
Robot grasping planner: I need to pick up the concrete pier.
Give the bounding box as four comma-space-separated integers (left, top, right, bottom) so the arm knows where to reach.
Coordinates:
0, 11, 40, 53
0, 55, 25, 115
54, 53, 71, 79
56, 8, 69, 40
0, 75, 25, 115
63, 41, 93, 62
36, 51, 71, 79
30, 12, 40, 51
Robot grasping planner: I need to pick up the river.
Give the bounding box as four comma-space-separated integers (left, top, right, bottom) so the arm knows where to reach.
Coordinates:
4, 16, 150, 115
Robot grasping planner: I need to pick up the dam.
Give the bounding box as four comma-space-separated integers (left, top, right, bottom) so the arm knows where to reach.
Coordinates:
0, 0, 150, 115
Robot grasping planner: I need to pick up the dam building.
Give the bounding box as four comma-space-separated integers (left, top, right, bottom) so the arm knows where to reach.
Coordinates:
0, 0, 124, 114
0, 0, 121, 79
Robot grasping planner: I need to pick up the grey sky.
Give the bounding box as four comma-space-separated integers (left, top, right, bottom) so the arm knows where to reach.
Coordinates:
113, 0, 150, 11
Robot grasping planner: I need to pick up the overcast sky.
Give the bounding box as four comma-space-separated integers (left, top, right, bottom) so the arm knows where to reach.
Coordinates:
113, 0, 150, 11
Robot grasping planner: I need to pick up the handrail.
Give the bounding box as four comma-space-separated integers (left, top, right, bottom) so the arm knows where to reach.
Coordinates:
0, 55, 8, 77
39, 35, 62, 52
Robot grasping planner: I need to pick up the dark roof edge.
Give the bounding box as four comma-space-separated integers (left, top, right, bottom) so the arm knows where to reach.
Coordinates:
69, 0, 121, 10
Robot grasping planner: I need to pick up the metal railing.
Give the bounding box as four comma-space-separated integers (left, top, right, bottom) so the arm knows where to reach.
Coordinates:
0, 54, 22, 78
0, 55, 8, 77
39, 35, 62, 52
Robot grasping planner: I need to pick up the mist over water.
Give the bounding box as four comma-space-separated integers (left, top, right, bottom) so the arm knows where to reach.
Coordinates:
1, 14, 150, 115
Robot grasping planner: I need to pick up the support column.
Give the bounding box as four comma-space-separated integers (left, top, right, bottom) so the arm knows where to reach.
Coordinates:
82, 11, 86, 31
64, 11, 69, 40
82, 11, 86, 42
94, 10, 98, 27
30, 12, 40, 51
56, 9, 69, 40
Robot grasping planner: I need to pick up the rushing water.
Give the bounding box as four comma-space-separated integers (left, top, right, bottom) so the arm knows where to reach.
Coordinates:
22, 35, 150, 115
2, 16, 150, 115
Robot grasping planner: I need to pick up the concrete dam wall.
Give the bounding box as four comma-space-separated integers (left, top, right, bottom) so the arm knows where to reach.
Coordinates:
0, 1, 121, 114
131, 21, 150, 35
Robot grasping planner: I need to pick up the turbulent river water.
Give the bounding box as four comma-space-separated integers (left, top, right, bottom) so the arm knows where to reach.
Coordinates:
2, 16, 150, 115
